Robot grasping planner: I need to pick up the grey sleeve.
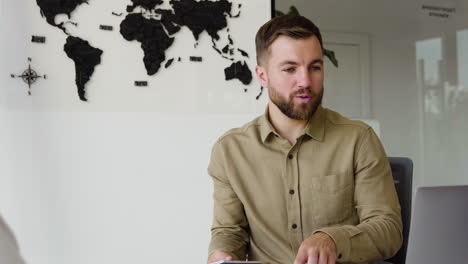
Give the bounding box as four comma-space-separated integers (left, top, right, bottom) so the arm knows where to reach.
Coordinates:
0, 215, 25, 264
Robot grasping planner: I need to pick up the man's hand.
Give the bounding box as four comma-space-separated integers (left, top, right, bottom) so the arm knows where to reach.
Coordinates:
294, 232, 337, 264
208, 250, 233, 264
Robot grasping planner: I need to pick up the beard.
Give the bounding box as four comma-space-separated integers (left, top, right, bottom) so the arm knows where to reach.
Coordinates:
269, 85, 323, 120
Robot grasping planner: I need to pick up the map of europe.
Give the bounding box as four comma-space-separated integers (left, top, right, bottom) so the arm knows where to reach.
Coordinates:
35, 0, 253, 101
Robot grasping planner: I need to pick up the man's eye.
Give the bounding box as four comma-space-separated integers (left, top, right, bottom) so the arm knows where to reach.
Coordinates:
310, 66, 322, 71
283, 68, 295, 73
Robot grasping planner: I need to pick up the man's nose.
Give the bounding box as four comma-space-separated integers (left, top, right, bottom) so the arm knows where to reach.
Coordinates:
297, 68, 311, 88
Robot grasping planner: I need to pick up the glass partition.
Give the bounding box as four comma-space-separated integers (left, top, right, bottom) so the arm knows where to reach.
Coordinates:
275, 0, 468, 187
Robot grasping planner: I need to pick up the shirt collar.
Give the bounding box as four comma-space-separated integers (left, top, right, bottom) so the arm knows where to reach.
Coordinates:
303, 104, 325, 142
258, 105, 326, 143
259, 107, 279, 142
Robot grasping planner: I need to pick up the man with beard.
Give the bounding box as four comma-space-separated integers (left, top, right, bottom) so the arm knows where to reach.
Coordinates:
207, 15, 402, 264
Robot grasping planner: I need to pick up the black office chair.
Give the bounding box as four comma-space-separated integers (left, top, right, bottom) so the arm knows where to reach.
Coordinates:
385, 157, 413, 264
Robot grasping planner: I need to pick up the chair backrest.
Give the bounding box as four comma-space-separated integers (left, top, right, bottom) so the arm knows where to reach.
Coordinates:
386, 157, 413, 264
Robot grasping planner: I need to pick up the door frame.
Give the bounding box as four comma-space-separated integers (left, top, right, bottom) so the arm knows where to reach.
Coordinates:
322, 32, 372, 118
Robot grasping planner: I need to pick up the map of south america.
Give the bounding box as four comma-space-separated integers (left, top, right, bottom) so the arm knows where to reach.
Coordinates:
64, 36, 103, 101
36, 0, 103, 101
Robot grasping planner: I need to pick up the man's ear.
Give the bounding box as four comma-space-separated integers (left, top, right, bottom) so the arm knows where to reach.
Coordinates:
255, 65, 268, 88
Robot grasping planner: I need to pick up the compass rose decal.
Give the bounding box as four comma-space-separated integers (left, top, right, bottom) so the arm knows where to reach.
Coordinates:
10, 57, 47, 95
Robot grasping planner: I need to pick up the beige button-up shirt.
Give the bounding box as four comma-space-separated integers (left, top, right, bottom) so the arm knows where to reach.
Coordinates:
208, 105, 402, 264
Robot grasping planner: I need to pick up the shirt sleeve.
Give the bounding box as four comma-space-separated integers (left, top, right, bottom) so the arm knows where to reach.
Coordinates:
0, 215, 25, 264
207, 140, 249, 260
314, 127, 403, 263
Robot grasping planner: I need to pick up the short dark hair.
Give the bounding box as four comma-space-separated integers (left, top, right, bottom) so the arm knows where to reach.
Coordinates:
255, 15, 323, 65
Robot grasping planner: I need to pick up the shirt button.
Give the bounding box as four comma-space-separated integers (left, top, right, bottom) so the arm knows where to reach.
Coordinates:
288, 154, 293, 159
289, 189, 295, 195
292, 224, 297, 229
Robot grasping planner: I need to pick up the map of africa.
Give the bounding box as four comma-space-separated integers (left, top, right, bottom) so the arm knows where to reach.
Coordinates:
35, 0, 253, 101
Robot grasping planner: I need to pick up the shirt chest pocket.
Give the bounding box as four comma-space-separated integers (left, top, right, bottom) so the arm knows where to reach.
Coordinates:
306, 174, 354, 226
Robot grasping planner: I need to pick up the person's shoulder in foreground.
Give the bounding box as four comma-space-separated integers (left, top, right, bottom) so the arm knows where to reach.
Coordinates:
0, 215, 25, 264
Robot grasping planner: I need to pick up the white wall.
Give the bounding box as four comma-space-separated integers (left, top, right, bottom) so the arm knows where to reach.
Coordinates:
1, 1, 52, 263
277, 0, 468, 188
29, 112, 258, 264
